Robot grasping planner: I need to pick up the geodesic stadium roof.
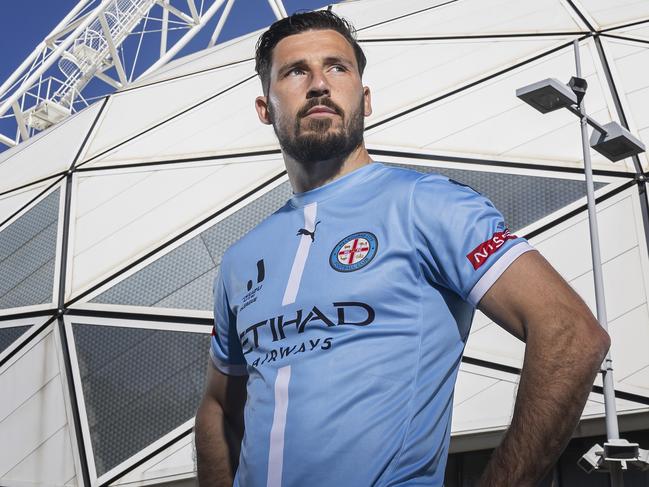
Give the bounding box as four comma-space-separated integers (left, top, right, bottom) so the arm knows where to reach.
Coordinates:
1, 1, 649, 485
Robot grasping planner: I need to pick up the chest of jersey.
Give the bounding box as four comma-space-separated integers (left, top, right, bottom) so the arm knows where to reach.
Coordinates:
222, 166, 489, 487
227, 188, 427, 373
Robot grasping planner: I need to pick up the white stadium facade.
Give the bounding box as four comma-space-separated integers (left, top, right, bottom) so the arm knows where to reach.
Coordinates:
1, 0, 649, 485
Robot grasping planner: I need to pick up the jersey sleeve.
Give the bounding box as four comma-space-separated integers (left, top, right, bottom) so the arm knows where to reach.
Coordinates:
210, 265, 248, 376
412, 174, 534, 306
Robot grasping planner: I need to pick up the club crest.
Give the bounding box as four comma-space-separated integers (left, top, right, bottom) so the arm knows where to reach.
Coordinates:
330, 232, 378, 272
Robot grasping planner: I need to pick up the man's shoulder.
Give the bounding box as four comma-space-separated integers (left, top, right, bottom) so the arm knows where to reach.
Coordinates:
374, 162, 425, 185
375, 163, 480, 202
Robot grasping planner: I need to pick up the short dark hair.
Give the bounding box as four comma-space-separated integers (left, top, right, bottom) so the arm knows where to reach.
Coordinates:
255, 10, 366, 94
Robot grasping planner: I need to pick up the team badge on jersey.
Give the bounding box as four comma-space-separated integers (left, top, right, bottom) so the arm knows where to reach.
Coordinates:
330, 232, 378, 272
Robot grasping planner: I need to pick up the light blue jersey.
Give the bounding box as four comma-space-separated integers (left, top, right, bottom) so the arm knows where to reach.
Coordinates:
210, 162, 533, 486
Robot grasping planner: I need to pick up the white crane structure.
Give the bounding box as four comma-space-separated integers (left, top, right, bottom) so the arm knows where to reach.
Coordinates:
0, 0, 288, 150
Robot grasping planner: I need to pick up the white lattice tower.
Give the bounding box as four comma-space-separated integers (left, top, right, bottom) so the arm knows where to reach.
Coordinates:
0, 0, 288, 150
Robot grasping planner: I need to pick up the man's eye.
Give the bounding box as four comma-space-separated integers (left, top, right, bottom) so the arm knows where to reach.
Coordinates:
331, 65, 347, 72
287, 68, 305, 76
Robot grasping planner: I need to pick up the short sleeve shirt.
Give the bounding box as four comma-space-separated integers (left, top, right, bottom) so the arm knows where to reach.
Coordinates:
209, 162, 533, 486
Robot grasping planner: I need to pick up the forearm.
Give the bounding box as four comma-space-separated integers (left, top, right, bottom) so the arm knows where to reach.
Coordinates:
195, 398, 243, 487
478, 314, 609, 486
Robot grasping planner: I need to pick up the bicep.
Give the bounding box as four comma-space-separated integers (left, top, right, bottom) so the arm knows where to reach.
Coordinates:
477, 250, 599, 342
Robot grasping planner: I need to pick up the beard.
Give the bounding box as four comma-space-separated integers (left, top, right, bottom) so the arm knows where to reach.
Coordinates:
270, 95, 365, 165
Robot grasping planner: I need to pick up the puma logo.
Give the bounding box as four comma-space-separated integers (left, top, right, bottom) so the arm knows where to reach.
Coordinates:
297, 221, 321, 242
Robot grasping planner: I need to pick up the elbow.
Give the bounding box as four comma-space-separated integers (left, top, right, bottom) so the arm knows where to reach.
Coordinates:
578, 314, 611, 367
594, 324, 611, 361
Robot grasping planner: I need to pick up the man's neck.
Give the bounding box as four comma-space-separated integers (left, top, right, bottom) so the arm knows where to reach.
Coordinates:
285, 144, 373, 194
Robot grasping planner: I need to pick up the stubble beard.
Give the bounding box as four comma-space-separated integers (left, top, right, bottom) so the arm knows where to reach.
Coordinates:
270, 95, 365, 167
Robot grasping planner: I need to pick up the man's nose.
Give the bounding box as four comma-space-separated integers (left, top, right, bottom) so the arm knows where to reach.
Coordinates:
306, 70, 330, 99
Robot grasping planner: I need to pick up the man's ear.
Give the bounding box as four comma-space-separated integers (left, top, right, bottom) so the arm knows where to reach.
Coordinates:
363, 86, 372, 117
255, 96, 272, 125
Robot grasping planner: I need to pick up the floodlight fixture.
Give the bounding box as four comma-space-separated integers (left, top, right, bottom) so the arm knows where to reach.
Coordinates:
515, 78, 578, 114
568, 76, 588, 104
578, 443, 604, 474
604, 439, 640, 462
579, 442, 649, 474
630, 448, 649, 471
590, 122, 646, 162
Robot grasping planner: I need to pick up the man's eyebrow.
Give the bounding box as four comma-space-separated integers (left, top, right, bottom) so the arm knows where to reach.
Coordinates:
276, 59, 308, 75
322, 56, 353, 67
276, 56, 355, 75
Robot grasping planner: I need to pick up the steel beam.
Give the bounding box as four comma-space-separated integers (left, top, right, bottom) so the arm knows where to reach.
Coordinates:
0, 0, 93, 98
0, 0, 115, 120
139, 0, 227, 79
0, 132, 16, 148
208, 0, 235, 47
12, 101, 29, 141
98, 12, 129, 85
160, 0, 169, 56
155, 0, 195, 25
186, 0, 200, 23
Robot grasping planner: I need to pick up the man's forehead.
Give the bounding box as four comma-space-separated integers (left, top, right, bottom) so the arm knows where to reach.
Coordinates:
271, 29, 357, 69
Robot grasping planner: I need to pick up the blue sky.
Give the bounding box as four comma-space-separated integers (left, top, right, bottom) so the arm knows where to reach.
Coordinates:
0, 1, 336, 81
0, 0, 335, 139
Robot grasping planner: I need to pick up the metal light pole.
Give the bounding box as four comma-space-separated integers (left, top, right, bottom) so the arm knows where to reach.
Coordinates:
517, 40, 647, 482
572, 39, 624, 487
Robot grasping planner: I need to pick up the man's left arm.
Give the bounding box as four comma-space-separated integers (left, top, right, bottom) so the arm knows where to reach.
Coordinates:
476, 249, 610, 486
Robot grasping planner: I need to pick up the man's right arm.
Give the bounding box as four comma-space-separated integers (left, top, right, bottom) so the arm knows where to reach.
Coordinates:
195, 362, 247, 487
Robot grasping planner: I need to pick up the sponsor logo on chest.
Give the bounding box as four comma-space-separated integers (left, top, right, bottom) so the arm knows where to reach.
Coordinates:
241, 301, 375, 368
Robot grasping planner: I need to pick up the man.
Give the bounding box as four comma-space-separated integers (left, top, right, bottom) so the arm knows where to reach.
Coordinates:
195, 10, 610, 487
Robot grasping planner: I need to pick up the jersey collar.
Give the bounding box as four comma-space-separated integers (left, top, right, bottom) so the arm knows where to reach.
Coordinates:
289, 162, 384, 208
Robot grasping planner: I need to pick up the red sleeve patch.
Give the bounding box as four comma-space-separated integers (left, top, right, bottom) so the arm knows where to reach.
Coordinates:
466, 229, 517, 270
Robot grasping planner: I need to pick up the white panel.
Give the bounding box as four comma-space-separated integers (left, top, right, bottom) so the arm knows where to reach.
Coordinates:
465, 323, 525, 368
611, 22, 649, 42
570, 246, 647, 323
359, 0, 585, 38
0, 331, 59, 422
134, 30, 260, 86
144, 439, 194, 472
363, 37, 571, 124
333, 0, 448, 30
0, 373, 68, 478
453, 369, 499, 406
86, 77, 277, 167
366, 39, 630, 172
599, 38, 649, 170
578, 0, 649, 29
452, 371, 648, 436
581, 398, 606, 417
70, 157, 284, 296
114, 434, 195, 485
623, 365, 649, 393
470, 309, 492, 334
0, 183, 49, 225
0, 102, 102, 194
533, 190, 638, 281
610, 304, 649, 382
83, 61, 255, 162
1, 425, 76, 486
580, 392, 647, 417
452, 379, 517, 433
